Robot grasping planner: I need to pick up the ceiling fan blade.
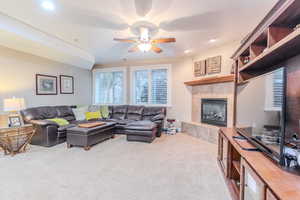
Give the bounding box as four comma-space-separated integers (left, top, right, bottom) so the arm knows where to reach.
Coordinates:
128, 46, 140, 53
114, 38, 137, 43
152, 38, 176, 44
151, 46, 163, 53
134, 0, 153, 17
159, 11, 221, 32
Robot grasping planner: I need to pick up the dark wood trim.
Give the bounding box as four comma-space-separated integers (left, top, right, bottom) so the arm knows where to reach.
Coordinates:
184, 75, 234, 86
59, 75, 74, 94
231, 0, 296, 59
35, 74, 58, 95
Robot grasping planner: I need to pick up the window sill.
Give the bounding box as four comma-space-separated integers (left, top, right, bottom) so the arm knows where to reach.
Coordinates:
129, 104, 172, 107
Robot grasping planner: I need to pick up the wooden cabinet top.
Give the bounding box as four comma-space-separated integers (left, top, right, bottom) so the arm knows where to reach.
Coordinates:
220, 127, 300, 200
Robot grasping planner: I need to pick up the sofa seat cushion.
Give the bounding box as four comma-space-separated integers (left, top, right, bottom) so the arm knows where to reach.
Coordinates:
126, 120, 157, 131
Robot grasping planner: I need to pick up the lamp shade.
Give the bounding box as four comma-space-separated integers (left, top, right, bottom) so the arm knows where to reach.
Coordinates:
3, 97, 26, 112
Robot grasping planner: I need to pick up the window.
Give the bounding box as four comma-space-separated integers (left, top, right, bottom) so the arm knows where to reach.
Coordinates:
264, 68, 284, 111
131, 65, 171, 106
272, 68, 284, 108
93, 68, 126, 104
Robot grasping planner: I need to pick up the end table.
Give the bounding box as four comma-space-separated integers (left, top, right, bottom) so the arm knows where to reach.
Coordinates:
0, 124, 35, 156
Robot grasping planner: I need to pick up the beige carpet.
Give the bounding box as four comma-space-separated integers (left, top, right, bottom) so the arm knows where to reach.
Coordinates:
0, 133, 231, 200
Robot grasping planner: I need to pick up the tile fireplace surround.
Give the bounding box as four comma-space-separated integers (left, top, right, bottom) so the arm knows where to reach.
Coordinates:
182, 81, 234, 144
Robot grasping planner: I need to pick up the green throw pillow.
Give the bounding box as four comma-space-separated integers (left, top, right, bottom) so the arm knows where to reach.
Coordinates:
85, 111, 102, 121
100, 105, 109, 118
47, 118, 69, 126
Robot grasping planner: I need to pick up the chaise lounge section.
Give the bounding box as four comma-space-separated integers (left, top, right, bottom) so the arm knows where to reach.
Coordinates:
21, 105, 166, 147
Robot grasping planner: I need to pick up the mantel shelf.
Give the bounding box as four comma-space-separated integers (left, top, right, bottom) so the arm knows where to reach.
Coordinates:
184, 75, 234, 86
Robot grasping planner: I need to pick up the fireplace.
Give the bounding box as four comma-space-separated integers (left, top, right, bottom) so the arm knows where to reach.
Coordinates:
201, 98, 227, 126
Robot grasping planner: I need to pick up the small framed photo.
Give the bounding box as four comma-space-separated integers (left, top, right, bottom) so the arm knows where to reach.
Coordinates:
36, 74, 57, 95
9, 116, 22, 127
60, 75, 74, 94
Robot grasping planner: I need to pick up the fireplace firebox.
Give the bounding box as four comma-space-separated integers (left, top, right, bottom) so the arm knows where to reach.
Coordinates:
201, 98, 227, 126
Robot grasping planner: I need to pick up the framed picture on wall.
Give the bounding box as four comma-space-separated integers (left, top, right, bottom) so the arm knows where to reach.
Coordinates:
36, 74, 57, 95
194, 60, 206, 77
60, 75, 74, 94
206, 56, 222, 74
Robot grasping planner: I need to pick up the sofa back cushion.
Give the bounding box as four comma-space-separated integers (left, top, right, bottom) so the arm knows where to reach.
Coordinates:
56, 106, 73, 116
127, 105, 144, 120
21, 106, 58, 122
112, 105, 128, 120
142, 107, 166, 121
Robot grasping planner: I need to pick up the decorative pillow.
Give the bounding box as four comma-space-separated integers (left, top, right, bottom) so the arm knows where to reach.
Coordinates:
85, 111, 102, 121
47, 118, 69, 126
72, 107, 88, 121
100, 105, 109, 118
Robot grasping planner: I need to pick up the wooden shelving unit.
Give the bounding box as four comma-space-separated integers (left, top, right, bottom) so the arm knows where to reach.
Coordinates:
218, 128, 300, 200
184, 75, 234, 86
232, 160, 241, 175
232, 0, 300, 83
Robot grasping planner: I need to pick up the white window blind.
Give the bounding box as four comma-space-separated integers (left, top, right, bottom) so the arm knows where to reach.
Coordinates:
93, 68, 125, 104
151, 69, 168, 105
135, 70, 149, 104
272, 68, 284, 108
131, 65, 171, 106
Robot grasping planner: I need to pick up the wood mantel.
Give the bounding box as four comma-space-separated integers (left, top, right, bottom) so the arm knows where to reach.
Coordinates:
184, 75, 234, 86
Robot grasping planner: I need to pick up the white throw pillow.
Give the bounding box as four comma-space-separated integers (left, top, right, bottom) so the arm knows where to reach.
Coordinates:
72, 107, 88, 121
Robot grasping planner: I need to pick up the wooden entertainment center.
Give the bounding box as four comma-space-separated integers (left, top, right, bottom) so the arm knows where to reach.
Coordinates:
218, 1, 300, 200
218, 128, 300, 200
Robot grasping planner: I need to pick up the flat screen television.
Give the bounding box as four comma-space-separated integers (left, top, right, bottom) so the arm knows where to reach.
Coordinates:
236, 66, 300, 174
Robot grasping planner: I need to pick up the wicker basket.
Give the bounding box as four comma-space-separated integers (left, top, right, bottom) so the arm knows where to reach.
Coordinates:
0, 126, 35, 156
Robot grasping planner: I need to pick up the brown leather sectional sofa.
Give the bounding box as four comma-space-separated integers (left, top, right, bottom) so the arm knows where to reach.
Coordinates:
21, 105, 166, 147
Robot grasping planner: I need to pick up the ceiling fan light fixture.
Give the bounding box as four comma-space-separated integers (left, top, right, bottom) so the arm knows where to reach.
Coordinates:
140, 27, 150, 41
138, 42, 152, 52
41, 1, 55, 11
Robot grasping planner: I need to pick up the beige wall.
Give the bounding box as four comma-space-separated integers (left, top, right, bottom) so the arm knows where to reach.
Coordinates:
94, 41, 239, 127
0, 46, 92, 113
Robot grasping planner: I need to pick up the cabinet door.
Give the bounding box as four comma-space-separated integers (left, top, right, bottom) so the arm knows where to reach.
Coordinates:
266, 189, 278, 200
241, 159, 266, 200
218, 131, 229, 176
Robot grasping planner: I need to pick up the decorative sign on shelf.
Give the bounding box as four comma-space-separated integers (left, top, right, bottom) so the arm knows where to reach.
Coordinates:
194, 60, 206, 77
206, 56, 222, 74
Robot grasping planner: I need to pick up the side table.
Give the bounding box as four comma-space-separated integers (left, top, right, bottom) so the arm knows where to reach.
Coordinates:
0, 124, 35, 156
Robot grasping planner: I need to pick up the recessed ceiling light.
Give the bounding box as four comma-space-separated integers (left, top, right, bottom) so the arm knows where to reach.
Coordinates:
184, 50, 192, 54
209, 39, 217, 43
41, 1, 55, 11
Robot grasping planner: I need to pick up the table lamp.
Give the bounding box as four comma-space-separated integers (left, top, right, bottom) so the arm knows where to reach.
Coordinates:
3, 97, 26, 127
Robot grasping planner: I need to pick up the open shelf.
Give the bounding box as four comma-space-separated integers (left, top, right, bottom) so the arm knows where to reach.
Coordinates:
233, 161, 241, 175
232, 0, 300, 81
239, 28, 300, 79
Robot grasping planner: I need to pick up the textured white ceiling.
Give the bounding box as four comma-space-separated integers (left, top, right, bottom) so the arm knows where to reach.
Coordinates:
0, 0, 277, 64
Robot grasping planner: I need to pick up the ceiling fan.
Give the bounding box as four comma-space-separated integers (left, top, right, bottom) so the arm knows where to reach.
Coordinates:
113, 26, 176, 53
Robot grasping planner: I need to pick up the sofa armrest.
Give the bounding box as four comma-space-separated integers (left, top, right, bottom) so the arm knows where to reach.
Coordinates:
151, 114, 165, 122
29, 120, 58, 127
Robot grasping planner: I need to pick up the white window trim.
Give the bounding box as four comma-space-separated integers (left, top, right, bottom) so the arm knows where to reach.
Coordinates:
92, 67, 127, 105
130, 64, 172, 107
